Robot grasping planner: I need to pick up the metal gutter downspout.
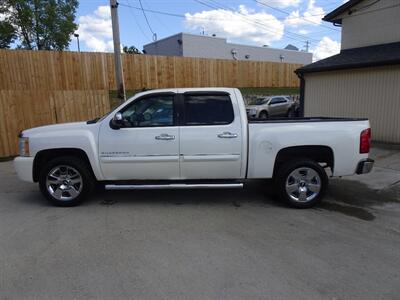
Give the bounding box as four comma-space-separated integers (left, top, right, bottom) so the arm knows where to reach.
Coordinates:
295, 70, 305, 117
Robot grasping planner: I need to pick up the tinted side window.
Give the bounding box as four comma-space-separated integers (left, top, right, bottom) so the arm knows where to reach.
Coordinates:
120, 95, 174, 127
184, 94, 234, 125
270, 97, 287, 104
269, 97, 280, 105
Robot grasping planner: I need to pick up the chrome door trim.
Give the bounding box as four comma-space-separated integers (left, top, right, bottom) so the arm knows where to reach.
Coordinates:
105, 183, 244, 190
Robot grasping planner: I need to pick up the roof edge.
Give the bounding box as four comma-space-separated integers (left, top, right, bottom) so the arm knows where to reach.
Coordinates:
296, 58, 400, 75
322, 0, 364, 23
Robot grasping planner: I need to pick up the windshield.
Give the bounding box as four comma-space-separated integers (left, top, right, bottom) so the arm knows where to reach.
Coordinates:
254, 98, 269, 105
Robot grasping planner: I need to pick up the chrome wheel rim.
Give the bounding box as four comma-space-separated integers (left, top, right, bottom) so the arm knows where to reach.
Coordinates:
46, 165, 83, 201
285, 167, 321, 202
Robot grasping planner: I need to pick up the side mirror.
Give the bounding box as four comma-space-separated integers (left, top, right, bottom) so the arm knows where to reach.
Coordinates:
110, 112, 124, 129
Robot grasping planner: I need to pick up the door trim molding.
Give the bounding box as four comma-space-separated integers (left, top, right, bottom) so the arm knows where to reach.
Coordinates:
181, 154, 240, 162
100, 155, 179, 163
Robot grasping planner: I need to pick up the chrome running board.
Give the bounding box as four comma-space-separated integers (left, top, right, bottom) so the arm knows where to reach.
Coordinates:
105, 183, 244, 190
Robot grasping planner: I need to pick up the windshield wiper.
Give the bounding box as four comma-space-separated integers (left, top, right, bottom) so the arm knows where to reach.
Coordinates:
86, 117, 100, 124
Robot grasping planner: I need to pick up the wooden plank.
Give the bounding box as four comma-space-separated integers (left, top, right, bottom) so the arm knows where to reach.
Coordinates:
0, 90, 10, 156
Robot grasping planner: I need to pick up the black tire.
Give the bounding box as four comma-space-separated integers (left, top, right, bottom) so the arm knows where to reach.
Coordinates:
94, 181, 107, 195
274, 159, 328, 208
259, 111, 268, 119
39, 156, 95, 206
95, 181, 106, 194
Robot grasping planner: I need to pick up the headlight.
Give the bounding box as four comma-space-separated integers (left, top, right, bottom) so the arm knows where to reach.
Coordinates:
18, 137, 30, 157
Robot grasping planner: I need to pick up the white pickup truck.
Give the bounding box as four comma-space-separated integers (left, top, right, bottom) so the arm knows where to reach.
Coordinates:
14, 88, 374, 208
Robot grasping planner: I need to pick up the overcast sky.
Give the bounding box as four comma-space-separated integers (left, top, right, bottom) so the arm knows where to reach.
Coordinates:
73, 0, 345, 61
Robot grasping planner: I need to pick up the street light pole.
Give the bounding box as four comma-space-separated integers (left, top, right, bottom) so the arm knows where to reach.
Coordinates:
74, 33, 80, 52
110, 0, 125, 102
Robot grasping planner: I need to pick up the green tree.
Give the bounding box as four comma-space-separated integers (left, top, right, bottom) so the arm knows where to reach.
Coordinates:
123, 45, 141, 54
0, 0, 78, 50
0, 21, 15, 48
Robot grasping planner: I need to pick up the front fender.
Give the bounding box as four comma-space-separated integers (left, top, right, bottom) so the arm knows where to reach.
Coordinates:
29, 129, 103, 180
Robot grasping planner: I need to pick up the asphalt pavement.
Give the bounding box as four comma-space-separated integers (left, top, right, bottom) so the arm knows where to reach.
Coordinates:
0, 145, 399, 300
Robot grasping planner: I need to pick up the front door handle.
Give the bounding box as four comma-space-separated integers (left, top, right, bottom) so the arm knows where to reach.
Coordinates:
155, 133, 175, 140
217, 132, 238, 138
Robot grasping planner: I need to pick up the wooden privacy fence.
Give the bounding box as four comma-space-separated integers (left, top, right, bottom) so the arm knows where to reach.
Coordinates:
0, 49, 301, 157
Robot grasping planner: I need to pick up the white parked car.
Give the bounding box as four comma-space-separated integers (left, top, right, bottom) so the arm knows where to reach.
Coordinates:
14, 88, 374, 208
246, 96, 294, 119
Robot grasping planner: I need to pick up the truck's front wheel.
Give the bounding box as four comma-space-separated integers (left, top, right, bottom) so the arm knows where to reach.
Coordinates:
275, 160, 328, 208
39, 156, 95, 206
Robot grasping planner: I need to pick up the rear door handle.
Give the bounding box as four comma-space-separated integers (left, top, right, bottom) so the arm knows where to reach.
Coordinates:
155, 133, 175, 140
217, 132, 238, 138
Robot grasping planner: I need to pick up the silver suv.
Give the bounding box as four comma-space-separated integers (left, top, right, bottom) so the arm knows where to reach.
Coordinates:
246, 96, 294, 119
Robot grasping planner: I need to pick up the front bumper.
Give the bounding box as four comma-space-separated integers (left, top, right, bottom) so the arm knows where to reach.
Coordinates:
14, 156, 34, 182
356, 158, 374, 174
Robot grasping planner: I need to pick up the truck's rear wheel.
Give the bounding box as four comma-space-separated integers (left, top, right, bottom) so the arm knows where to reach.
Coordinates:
275, 160, 328, 208
39, 156, 94, 206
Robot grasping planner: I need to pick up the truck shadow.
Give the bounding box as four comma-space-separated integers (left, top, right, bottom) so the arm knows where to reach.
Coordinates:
16, 178, 399, 222
95, 180, 280, 209
95, 178, 400, 221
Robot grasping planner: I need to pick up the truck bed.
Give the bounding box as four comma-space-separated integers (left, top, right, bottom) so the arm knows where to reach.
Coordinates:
248, 117, 368, 123
246, 117, 370, 179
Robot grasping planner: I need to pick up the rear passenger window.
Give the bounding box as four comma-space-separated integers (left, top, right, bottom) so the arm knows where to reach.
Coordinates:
270, 97, 286, 104
184, 94, 234, 125
269, 98, 279, 105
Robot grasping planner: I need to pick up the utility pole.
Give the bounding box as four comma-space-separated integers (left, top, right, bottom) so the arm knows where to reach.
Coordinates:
110, 0, 125, 102
305, 40, 310, 52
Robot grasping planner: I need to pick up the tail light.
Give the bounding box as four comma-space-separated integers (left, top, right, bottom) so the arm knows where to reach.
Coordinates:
360, 128, 371, 154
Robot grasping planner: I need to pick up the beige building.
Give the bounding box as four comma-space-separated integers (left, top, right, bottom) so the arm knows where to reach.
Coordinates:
296, 0, 400, 143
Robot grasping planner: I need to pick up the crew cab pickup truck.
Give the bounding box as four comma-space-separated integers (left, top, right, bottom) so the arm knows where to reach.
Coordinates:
14, 88, 374, 208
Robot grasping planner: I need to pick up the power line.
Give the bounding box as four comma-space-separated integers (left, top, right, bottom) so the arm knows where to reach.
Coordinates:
138, 0, 157, 40
210, 0, 329, 21
118, 1, 338, 54
119, 1, 321, 28
192, 0, 321, 43
119, 2, 191, 19
253, 0, 341, 32
139, 0, 174, 34
126, 0, 152, 41
192, 0, 344, 54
